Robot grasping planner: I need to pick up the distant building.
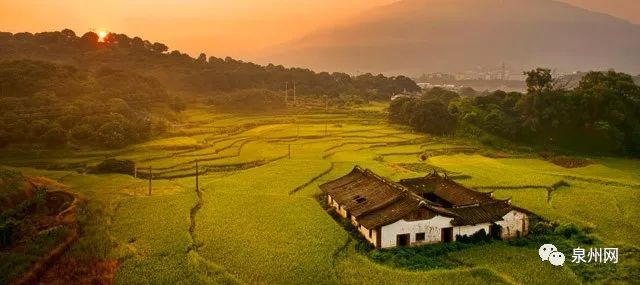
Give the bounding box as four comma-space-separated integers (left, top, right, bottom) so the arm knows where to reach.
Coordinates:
390, 91, 420, 101
320, 166, 529, 249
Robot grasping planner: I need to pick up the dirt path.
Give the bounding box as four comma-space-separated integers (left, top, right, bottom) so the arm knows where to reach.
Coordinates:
13, 193, 80, 285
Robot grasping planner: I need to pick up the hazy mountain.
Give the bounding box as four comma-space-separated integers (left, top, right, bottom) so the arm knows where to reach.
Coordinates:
263, 0, 640, 75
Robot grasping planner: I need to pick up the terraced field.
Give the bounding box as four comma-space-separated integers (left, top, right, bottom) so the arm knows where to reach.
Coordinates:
2, 104, 639, 284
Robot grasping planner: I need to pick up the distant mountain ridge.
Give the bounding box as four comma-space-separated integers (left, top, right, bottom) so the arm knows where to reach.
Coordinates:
263, 0, 640, 75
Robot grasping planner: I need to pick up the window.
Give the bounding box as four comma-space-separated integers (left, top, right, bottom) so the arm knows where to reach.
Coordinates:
353, 195, 367, 204
416, 233, 426, 241
396, 234, 410, 246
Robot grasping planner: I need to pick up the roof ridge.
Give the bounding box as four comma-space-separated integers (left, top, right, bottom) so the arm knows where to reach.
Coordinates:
363, 169, 433, 203
363, 168, 409, 192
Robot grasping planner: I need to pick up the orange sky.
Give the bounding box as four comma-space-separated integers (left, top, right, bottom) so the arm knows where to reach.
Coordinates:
0, 0, 395, 58
0, 0, 637, 60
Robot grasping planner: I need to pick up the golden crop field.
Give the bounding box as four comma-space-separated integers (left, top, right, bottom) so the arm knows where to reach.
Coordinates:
2, 104, 639, 284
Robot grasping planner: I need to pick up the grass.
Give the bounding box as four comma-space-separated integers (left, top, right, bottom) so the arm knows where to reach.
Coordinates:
1, 104, 639, 284
336, 247, 513, 285
449, 243, 581, 285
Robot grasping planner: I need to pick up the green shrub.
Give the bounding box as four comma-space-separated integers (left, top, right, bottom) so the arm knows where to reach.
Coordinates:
530, 221, 555, 235
93, 158, 135, 175
574, 233, 598, 245
456, 229, 491, 244
507, 237, 530, 247
554, 223, 582, 238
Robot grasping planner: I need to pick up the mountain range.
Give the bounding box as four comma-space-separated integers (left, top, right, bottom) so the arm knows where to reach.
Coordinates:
263, 0, 640, 75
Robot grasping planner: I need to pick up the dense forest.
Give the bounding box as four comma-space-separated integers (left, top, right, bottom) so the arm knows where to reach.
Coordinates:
0, 29, 421, 149
0, 30, 419, 100
0, 60, 172, 148
391, 69, 640, 157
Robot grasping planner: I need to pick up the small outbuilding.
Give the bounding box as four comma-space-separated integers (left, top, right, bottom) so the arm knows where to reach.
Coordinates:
319, 166, 529, 249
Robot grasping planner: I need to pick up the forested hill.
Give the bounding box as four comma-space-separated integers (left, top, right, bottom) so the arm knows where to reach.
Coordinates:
0, 30, 419, 100
0, 60, 174, 149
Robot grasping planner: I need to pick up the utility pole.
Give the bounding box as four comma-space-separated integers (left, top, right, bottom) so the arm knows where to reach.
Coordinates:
195, 160, 199, 191
325, 95, 328, 137
325, 95, 329, 113
285, 82, 288, 105
293, 81, 297, 106
148, 166, 152, 196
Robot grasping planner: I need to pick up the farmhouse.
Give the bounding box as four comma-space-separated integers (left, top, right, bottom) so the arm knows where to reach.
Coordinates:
319, 166, 529, 249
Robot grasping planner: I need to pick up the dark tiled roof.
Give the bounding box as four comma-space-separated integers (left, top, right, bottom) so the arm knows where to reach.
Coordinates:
320, 167, 521, 228
449, 200, 514, 226
400, 172, 494, 207
319, 166, 455, 228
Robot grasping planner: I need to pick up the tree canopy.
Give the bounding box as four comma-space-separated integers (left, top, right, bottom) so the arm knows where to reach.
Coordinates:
0, 60, 170, 149
0, 30, 420, 101
393, 68, 640, 157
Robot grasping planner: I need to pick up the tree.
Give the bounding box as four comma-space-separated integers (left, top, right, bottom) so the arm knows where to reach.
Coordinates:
69, 124, 93, 143
459, 87, 478, 97
389, 98, 456, 135
96, 122, 127, 148
196, 53, 207, 63
409, 100, 456, 135
573, 71, 640, 155
388, 97, 411, 123
42, 126, 67, 147
152, 42, 168, 53
524, 68, 553, 95
80, 32, 99, 46
422, 87, 459, 104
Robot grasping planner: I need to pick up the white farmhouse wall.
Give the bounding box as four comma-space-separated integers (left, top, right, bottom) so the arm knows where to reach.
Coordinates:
356, 224, 378, 246
496, 210, 529, 239
380, 215, 454, 248
327, 195, 378, 247
452, 224, 491, 241
327, 195, 348, 218
328, 195, 530, 248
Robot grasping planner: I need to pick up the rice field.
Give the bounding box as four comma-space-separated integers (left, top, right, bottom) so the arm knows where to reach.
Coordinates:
2, 104, 639, 284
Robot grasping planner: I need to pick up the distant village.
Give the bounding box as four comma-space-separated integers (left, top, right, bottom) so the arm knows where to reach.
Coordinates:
413, 66, 525, 93
413, 65, 586, 93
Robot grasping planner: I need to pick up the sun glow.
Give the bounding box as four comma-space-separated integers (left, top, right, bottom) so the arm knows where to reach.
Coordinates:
97, 30, 108, 42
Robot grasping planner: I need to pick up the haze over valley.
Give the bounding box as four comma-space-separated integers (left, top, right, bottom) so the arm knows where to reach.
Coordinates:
264, 0, 640, 75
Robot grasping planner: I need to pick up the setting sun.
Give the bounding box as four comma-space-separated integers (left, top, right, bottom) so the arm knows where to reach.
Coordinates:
97, 30, 108, 42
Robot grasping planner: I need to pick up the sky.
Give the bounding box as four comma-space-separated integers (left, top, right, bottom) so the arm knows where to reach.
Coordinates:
0, 0, 394, 58
0, 0, 638, 60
